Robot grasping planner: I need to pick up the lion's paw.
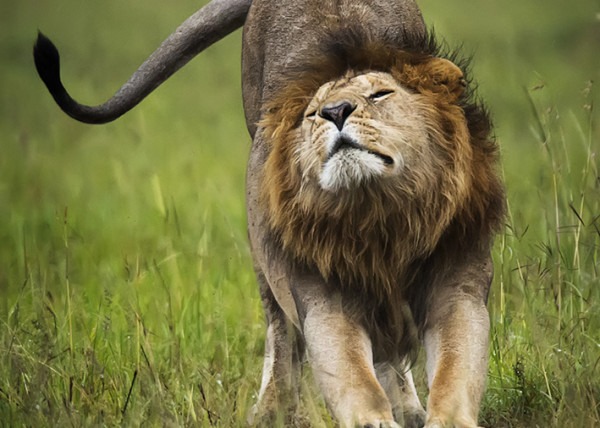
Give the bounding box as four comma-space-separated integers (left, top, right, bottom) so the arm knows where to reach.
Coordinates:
402, 408, 427, 428
424, 418, 482, 428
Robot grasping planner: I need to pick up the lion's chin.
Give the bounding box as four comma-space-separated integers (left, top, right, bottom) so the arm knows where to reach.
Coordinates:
318, 148, 399, 192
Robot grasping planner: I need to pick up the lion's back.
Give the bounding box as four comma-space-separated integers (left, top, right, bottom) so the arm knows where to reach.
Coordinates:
241, 0, 426, 135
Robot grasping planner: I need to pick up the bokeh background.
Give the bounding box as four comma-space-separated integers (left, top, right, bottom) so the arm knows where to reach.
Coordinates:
1, 0, 598, 426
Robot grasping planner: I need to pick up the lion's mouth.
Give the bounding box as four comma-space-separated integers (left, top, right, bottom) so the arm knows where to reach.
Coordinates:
327, 136, 394, 166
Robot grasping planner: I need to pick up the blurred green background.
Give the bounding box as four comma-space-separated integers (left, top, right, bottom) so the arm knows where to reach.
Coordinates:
1, 0, 598, 426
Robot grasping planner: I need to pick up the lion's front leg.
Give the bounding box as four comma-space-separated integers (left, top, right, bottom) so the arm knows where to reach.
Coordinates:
293, 276, 398, 428
423, 285, 490, 428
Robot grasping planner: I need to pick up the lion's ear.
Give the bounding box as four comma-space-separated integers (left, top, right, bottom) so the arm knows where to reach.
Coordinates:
423, 57, 466, 101
403, 57, 466, 102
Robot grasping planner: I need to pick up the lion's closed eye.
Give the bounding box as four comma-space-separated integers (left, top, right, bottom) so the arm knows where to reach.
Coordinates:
369, 90, 394, 101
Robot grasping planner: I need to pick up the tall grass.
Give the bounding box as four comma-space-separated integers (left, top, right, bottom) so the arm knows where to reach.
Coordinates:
482, 83, 599, 427
1, 0, 598, 426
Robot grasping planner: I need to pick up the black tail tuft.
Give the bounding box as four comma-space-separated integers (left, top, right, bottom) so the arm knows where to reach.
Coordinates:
33, 32, 65, 96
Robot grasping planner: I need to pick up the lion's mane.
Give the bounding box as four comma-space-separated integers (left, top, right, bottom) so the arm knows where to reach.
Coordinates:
260, 28, 504, 306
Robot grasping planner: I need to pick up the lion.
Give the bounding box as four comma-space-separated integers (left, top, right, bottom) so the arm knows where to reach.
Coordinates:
33, 0, 505, 427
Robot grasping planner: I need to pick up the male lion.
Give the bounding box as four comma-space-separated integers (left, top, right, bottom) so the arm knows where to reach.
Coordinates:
34, 0, 505, 426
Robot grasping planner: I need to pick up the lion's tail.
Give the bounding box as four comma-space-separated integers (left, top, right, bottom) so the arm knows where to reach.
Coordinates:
33, 0, 251, 124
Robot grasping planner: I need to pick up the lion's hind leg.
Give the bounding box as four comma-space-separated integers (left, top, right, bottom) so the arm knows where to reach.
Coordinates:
375, 361, 426, 428
248, 273, 304, 426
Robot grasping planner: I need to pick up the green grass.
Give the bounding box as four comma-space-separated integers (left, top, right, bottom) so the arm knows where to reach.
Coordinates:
1, 0, 598, 426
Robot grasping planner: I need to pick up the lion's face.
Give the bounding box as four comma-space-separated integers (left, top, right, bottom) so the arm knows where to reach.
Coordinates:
298, 72, 428, 192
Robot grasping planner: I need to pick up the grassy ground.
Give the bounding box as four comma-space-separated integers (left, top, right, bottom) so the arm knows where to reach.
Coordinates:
1, 0, 598, 426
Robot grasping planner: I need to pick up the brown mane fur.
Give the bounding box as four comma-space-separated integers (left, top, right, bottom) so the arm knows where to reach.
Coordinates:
259, 28, 505, 303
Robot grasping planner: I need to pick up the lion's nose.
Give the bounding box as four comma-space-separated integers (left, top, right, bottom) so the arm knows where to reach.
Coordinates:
319, 101, 356, 131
